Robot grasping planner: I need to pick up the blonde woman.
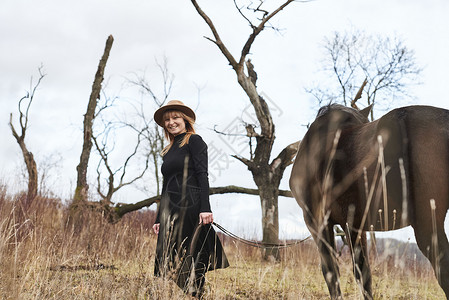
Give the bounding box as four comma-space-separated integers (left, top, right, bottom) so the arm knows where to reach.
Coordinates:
152, 100, 229, 298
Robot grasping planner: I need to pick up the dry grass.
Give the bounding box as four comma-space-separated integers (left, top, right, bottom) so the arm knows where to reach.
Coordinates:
0, 189, 445, 299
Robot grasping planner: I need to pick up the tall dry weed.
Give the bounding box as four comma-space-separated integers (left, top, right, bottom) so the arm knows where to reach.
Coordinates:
0, 185, 445, 299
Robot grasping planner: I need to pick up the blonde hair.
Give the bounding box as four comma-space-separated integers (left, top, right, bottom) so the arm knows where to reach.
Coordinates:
160, 110, 196, 156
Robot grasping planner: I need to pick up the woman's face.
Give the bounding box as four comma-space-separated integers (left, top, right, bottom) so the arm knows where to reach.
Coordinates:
164, 112, 186, 136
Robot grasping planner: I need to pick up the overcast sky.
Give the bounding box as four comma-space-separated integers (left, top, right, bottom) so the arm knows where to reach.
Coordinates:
1, 0, 448, 241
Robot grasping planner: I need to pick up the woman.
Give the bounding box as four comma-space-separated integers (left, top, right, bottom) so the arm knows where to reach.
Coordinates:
152, 100, 229, 298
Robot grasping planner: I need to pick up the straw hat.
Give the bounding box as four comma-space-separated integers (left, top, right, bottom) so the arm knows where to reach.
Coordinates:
153, 100, 196, 127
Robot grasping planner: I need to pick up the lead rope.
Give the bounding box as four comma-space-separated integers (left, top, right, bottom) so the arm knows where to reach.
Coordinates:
211, 221, 312, 249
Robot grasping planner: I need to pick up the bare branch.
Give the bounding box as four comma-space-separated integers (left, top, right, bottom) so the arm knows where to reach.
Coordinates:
233, 0, 254, 28
211, 124, 247, 137
109, 184, 293, 222
9, 113, 20, 141
270, 140, 300, 176
191, 0, 239, 71
231, 154, 255, 169
127, 56, 174, 107
112, 195, 160, 222
127, 71, 159, 104
351, 78, 367, 109
210, 185, 292, 197
115, 131, 150, 190
239, 0, 295, 65
156, 56, 174, 105
93, 103, 151, 204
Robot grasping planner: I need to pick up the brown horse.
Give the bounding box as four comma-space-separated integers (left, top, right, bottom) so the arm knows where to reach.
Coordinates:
289, 104, 449, 299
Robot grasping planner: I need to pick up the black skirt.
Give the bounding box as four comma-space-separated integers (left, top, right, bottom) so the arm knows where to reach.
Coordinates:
154, 200, 229, 291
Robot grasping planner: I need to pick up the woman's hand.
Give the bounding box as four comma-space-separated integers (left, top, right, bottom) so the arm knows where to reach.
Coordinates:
199, 212, 213, 225
152, 223, 160, 235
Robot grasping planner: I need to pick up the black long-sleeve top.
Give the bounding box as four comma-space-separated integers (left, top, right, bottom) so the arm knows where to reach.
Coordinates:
155, 133, 211, 224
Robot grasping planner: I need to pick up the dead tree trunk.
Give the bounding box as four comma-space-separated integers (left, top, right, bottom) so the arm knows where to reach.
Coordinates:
72, 35, 114, 207
9, 68, 46, 206
257, 174, 280, 259
9, 115, 38, 204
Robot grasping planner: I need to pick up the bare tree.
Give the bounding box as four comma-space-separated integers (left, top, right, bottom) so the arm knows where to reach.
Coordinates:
92, 58, 173, 222
37, 152, 63, 197
191, 0, 299, 260
9, 66, 46, 205
91, 57, 174, 204
124, 57, 174, 195
307, 28, 422, 118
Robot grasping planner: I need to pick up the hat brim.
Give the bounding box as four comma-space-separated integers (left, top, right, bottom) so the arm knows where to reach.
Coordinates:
154, 104, 196, 127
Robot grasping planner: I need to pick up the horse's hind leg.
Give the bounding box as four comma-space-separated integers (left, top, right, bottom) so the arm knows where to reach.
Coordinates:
411, 172, 449, 298
435, 229, 449, 299
346, 229, 372, 300
414, 223, 449, 299
311, 222, 342, 299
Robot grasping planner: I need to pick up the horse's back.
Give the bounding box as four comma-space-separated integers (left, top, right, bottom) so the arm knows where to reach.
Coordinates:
388, 106, 449, 227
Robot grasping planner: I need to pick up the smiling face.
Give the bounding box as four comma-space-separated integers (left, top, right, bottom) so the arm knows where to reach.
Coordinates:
163, 110, 186, 136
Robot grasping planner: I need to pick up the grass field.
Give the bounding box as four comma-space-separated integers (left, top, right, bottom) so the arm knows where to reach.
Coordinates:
0, 190, 445, 299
